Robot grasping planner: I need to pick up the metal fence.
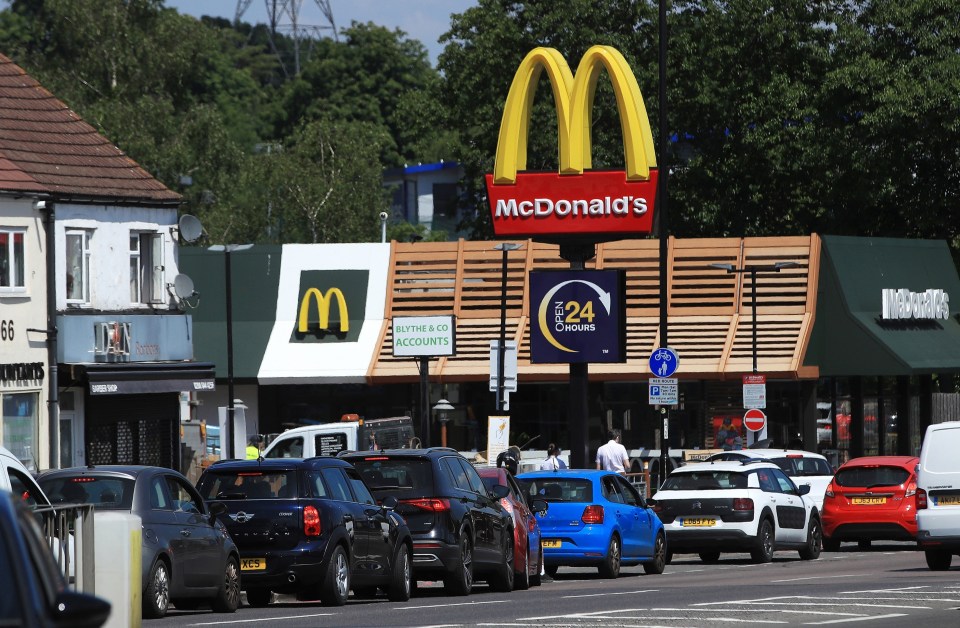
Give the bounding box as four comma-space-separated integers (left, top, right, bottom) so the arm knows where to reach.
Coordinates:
34, 503, 96, 593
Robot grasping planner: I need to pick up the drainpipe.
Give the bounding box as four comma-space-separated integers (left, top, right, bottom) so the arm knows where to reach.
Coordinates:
40, 199, 59, 470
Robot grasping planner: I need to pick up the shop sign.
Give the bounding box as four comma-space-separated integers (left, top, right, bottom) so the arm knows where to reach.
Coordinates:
487, 415, 510, 466
392, 315, 456, 357
0, 362, 44, 383
881, 288, 950, 320
529, 270, 626, 363
742, 374, 766, 409
290, 270, 368, 343
486, 46, 657, 240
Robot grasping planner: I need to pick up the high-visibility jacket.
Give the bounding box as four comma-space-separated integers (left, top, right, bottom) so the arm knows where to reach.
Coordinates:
245, 445, 260, 459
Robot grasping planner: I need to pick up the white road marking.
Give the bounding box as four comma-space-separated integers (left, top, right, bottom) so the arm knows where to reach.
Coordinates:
694, 597, 930, 609
803, 613, 908, 625
188, 614, 334, 626
563, 589, 658, 598
398, 600, 509, 610
771, 574, 859, 583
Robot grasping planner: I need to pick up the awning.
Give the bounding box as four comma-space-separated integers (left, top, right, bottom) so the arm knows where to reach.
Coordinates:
805, 236, 960, 376
80, 362, 216, 395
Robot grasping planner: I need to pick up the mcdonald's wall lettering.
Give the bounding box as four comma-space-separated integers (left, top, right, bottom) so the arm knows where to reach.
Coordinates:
290, 270, 368, 343
486, 45, 658, 240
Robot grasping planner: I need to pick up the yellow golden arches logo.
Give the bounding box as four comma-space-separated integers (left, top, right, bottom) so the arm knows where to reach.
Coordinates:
297, 287, 350, 333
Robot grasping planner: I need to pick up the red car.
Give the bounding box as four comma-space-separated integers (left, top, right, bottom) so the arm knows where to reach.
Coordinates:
821, 455, 919, 551
477, 466, 544, 589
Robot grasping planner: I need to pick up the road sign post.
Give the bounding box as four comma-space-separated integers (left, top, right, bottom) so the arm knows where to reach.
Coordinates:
743, 408, 768, 446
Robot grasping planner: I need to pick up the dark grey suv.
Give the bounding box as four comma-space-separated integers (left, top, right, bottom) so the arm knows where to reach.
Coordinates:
341, 448, 515, 595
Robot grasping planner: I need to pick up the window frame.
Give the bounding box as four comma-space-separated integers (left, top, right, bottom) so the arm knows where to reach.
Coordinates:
129, 232, 164, 305
0, 228, 26, 293
64, 229, 92, 305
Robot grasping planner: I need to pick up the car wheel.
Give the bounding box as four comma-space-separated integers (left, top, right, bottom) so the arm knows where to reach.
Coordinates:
643, 531, 666, 575
514, 540, 530, 590
387, 544, 412, 602
598, 534, 621, 579
925, 549, 952, 571
530, 544, 543, 587
750, 518, 775, 564
490, 531, 515, 592
211, 556, 241, 613
822, 536, 841, 552
858, 539, 871, 551
799, 518, 822, 561
698, 551, 720, 563
665, 550, 673, 565
444, 532, 473, 596
320, 545, 350, 606
245, 587, 272, 607
545, 564, 559, 577
143, 558, 170, 619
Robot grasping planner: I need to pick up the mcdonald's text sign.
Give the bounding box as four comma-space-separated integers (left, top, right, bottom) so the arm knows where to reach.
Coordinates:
486, 46, 658, 240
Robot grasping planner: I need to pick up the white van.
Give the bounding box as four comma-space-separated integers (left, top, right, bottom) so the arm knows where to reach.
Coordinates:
262, 415, 415, 459
0, 446, 50, 507
916, 421, 960, 570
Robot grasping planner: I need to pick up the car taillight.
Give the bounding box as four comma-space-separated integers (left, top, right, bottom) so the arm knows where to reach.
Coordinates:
400, 498, 451, 512
581, 505, 604, 524
500, 498, 514, 517
824, 482, 835, 499
733, 498, 754, 511
905, 482, 917, 498
916, 488, 927, 509
304, 505, 321, 536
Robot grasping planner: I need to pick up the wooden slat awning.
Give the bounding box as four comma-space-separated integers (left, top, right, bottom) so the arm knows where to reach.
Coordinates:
367, 235, 821, 383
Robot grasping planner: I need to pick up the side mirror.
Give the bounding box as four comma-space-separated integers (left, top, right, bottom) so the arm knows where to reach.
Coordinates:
52, 590, 111, 628
491, 484, 510, 499
208, 501, 227, 523
381, 495, 399, 510
531, 499, 548, 517
797, 484, 811, 496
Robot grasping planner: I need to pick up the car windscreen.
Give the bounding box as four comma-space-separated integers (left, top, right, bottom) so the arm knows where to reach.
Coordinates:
774, 456, 833, 476
349, 458, 434, 497
660, 470, 747, 491
196, 470, 298, 500
523, 478, 593, 503
834, 466, 910, 488
39, 476, 135, 510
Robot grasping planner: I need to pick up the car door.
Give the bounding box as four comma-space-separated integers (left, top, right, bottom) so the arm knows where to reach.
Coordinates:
320, 467, 368, 563
616, 475, 654, 557
345, 467, 392, 579
769, 468, 807, 542
144, 474, 188, 592
456, 457, 504, 565
601, 475, 636, 557
164, 474, 220, 588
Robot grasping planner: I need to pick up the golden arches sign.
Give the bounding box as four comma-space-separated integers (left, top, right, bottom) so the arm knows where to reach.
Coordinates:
297, 287, 349, 333
486, 45, 658, 239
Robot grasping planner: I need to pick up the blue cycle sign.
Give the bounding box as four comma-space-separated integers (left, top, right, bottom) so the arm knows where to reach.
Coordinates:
649, 347, 678, 377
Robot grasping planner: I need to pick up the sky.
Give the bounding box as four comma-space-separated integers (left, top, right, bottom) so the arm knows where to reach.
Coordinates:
166, 0, 477, 65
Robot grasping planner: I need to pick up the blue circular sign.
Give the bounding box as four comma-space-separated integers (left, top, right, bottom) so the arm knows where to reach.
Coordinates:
649, 347, 679, 377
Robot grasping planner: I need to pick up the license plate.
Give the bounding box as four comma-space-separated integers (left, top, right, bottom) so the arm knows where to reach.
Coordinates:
542, 539, 561, 548
937, 496, 960, 506
681, 517, 716, 527
240, 558, 266, 571
852, 497, 886, 505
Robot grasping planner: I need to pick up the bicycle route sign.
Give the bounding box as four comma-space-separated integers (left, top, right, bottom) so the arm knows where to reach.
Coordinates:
648, 347, 679, 378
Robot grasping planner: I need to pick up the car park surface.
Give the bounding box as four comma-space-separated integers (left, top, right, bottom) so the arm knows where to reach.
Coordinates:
39, 465, 241, 618
341, 447, 516, 595
650, 459, 822, 564
477, 465, 545, 589
703, 448, 834, 510
196, 456, 413, 606
516, 469, 666, 578
821, 455, 919, 551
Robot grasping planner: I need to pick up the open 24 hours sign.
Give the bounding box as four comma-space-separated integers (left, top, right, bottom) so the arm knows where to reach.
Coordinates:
529, 270, 626, 364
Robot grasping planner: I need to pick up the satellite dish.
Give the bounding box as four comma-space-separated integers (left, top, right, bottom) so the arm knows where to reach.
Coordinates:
173, 274, 196, 299
178, 214, 204, 243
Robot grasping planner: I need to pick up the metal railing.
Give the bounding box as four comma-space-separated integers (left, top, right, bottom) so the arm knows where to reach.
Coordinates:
34, 503, 96, 593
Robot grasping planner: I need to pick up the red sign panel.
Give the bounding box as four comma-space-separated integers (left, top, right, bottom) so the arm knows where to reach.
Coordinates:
485, 171, 657, 238
743, 408, 767, 432
742, 374, 766, 385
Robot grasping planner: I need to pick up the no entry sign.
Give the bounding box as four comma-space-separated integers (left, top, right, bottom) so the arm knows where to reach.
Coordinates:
743, 408, 767, 432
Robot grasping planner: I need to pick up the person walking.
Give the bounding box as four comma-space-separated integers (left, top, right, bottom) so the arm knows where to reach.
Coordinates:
596, 429, 630, 474
540, 443, 568, 471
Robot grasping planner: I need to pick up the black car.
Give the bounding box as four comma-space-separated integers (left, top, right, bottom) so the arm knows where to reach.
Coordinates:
0, 491, 111, 628
195, 456, 413, 607
39, 466, 241, 618
340, 448, 515, 595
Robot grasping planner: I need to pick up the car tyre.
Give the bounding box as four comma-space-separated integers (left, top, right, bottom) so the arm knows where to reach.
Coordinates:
514, 540, 530, 590
545, 564, 559, 577
489, 531, 515, 592
799, 518, 822, 561
387, 545, 412, 602
750, 518, 775, 564
822, 536, 841, 552
211, 556, 241, 613
444, 532, 473, 596
530, 544, 543, 586
665, 550, 673, 565
245, 587, 272, 607
925, 549, 952, 571
320, 545, 350, 606
143, 558, 171, 619
598, 534, 621, 579
698, 551, 720, 563
643, 531, 666, 575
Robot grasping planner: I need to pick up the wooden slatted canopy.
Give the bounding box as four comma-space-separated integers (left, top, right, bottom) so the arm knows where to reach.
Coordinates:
367, 235, 821, 383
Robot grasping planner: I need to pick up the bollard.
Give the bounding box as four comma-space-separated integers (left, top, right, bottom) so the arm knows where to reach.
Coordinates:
94, 512, 142, 628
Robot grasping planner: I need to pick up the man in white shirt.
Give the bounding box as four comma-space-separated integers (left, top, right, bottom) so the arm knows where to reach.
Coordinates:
596, 429, 630, 474
539, 443, 568, 471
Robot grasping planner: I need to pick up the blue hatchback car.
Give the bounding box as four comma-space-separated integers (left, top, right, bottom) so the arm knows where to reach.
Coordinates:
516, 470, 666, 578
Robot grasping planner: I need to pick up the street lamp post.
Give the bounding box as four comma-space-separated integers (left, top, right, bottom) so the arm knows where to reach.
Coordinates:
209, 243, 253, 458
433, 399, 454, 448
494, 243, 522, 412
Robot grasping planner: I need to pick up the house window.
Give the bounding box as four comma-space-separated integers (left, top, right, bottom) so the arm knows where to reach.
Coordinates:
1, 392, 38, 472
129, 233, 164, 304
0, 229, 26, 292
65, 229, 91, 304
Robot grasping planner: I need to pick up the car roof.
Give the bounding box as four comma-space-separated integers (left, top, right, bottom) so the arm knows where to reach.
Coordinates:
838, 455, 919, 468
38, 465, 171, 481
340, 447, 460, 459
675, 460, 781, 473
712, 449, 827, 461
517, 469, 616, 480
207, 456, 352, 471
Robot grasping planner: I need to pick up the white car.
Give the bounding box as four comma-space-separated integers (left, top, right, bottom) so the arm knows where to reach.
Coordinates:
702, 449, 833, 511
0, 446, 49, 507
916, 421, 960, 570
650, 460, 822, 564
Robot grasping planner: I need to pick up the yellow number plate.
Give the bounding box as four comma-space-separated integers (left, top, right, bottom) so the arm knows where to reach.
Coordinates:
240, 558, 266, 571
681, 517, 716, 527
937, 496, 960, 506
542, 539, 561, 548
851, 497, 886, 505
